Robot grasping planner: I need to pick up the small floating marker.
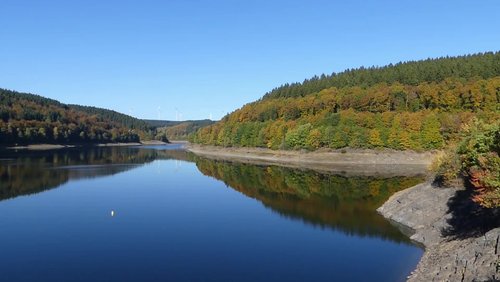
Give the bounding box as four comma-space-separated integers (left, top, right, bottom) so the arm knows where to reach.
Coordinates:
111, 210, 115, 217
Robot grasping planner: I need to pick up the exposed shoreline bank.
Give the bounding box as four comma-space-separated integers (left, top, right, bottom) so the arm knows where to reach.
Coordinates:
378, 182, 499, 281
186, 144, 438, 177
3, 140, 169, 151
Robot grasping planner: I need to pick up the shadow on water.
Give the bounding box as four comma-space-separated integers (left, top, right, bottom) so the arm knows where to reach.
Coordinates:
441, 181, 500, 240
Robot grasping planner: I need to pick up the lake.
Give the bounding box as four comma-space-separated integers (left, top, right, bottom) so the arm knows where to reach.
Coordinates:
0, 144, 423, 282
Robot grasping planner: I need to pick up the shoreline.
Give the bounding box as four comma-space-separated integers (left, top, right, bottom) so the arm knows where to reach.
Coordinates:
3, 140, 169, 151
378, 182, 499, 281
188, 144, 499, 280
186, 144, 438, 177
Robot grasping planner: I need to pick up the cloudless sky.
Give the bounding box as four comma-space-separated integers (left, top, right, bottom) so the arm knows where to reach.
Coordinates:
1, 0, 499, 120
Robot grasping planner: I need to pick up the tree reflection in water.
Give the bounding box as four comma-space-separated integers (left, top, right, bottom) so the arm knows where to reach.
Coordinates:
194, 157, 424, 243
0, 146, 424, 244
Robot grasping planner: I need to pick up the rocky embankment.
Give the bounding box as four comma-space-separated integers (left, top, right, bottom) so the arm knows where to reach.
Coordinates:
378, 183, 500, 281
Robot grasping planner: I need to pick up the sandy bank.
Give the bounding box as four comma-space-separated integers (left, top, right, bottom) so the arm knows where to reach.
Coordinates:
95, 142, 142, 147
97, 140, 169, 146
187, 144, 438, 177
378, 182, 500, 281
140, 140, 169, 145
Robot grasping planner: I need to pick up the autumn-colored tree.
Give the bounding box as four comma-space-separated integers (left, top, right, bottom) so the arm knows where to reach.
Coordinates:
285, 123, 312, 149
190, 53, 500, 151
368, 129, 384, 147
306, 128, 322, 149
387, 115, 402, 149
399, 131, 412, 149
330, 127, 349, 149
421, 113, 444, 149
0, 89, 148, 145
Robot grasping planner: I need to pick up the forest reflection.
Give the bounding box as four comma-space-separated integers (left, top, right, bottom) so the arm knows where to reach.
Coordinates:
0, 146, 191, 201
1, 146, 423, 243
194, 157, 424, 243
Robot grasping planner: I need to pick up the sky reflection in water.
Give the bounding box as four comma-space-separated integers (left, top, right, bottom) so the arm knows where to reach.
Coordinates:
0, 145, 422, 282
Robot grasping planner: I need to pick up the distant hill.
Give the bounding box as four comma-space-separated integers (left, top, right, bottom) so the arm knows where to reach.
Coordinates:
0, 89, 158, 145
143, 119, 183, 128
152, 119, 215, 140
70, 104, 153, 132
192, 51, 500, 151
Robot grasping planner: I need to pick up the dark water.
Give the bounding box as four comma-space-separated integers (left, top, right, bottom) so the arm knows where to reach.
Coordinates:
0, 145, 423, 282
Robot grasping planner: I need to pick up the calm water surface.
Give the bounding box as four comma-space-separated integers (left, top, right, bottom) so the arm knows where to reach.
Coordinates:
0, 145, 423, 282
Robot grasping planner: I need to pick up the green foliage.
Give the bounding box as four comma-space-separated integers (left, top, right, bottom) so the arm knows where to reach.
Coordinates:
435, 149, 463, 187
156, 119, 214, 141
421, 114, 444, 149
285, 123, 312, 149
0, 88, 149, 145
306, 128, 322, 149
263, 52, 500, 100
330, 128, 349, 149
387, 115, 403, 149
368, 129, 384, 148
0, 147, 188, 201
193, 52, 500, 151
69, 104, 151, 131
194, 157, 424, 240
437, 119, 500, 208
457, 119, 500, 208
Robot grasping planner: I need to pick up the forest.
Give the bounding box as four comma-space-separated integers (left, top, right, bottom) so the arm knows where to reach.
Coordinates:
70, 104, 153, 133
156, 119, 215, 140
263, 52, 500, 100
192, 76, 499, 150
0, 89, 157, 145
191, 51, 500, 208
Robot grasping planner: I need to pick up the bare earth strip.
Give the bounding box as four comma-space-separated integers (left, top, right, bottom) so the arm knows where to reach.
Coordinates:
186, 144, 438, 177
6, 144, 77, 150
6, 141, 169, 150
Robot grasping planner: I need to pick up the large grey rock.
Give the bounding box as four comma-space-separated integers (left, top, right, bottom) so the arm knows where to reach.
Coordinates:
378, 183, 500, 281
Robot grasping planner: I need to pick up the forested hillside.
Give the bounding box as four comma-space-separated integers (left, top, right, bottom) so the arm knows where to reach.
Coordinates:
191, 52, 500, 151
263, 52, 500, 100
0, 89, 156, 145
143, 119, 182, 128
156, 119, 215, 140
70, 104, 152, 132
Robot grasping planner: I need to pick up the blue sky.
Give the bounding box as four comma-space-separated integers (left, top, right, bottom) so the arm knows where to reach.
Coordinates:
1, 0, 499, 120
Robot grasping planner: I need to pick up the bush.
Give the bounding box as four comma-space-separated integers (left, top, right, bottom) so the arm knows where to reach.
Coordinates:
457, 119, 500, 208
434, 149, 462, 187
